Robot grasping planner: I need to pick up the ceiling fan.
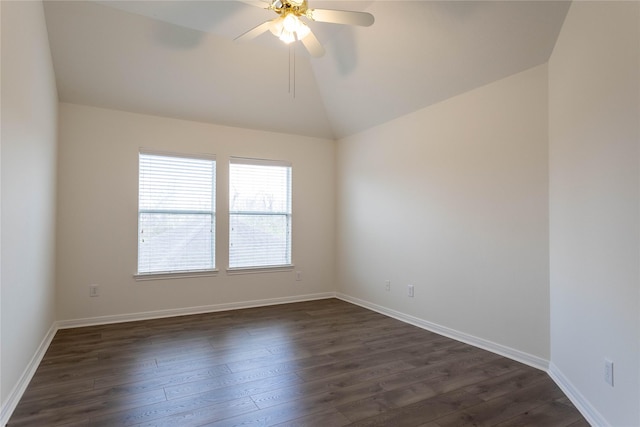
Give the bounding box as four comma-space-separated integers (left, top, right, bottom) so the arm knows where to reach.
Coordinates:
236, 0, 374, 57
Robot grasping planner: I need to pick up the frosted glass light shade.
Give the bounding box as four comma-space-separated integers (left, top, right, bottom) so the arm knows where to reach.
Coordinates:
270, 13, 311, 44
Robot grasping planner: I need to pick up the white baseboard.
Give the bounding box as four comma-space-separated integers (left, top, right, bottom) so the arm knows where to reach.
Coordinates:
336, 293, 549, 371
56, 292, 336, 329
1, 323, 58, 427
336, 293, 609, 426
548, 362, 607, 427
1, 292, 335, 426
5, 293, 603, 427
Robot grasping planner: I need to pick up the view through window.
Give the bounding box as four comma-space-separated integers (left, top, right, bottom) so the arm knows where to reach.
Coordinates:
229, 158, 292, 269
138, 151, 216, 274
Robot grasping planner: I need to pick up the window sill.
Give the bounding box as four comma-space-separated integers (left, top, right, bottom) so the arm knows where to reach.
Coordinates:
134, 269, 219, 281
226, 265, 294, 275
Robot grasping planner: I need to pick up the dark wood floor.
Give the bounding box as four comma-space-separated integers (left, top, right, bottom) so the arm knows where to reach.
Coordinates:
9, 298, 588, 427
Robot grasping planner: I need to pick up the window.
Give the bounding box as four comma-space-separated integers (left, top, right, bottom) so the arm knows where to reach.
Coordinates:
138, 151, 216, 275
229, 158, 292, 269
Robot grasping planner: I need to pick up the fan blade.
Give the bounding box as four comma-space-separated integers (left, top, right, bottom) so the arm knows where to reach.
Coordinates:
237, 0, 271, 9
307, 8, 374, 27
300, 30, 325, 58
235, 19, 274, 42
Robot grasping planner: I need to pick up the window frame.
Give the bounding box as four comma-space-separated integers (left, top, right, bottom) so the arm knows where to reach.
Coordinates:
227, 156, 293, 273
134, 149, 218, 280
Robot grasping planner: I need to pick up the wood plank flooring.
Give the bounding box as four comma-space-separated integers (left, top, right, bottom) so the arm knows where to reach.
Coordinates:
8, 299, 588, 427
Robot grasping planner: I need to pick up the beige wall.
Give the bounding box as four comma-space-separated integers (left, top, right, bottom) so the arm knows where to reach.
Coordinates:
56, 103, 335, 321
0, 0, 58, 413
336, 64, 550, 361
548, 2, 640, 426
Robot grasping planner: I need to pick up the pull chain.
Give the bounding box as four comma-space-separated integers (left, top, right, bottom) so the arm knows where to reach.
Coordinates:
288, 44, 296, 98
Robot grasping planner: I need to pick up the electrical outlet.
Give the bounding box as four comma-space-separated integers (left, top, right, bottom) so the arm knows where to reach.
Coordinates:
408, 284, 414, 297
295, 271, 302, 281
385, 280, 391, 291
604, 359, 614, 386
89, 284, 100, 297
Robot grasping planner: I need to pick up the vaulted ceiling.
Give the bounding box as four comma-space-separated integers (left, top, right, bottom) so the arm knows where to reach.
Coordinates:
43, 1, 571, 139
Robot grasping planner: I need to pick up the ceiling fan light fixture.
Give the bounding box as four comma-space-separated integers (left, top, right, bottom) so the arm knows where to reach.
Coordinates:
295, 21, 311, 40
279, 29, 296, 44
268, 15, 296, 44
269, 16, 284, 36
281, 12, 310, 41
282, 13, 300, 32
269, 12, 310, 44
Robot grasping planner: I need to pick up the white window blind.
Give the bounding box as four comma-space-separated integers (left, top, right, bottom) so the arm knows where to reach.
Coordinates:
138, 151, 216, 274
229, 158, 292, 269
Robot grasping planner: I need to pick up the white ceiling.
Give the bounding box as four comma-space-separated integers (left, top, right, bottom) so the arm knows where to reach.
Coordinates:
43, 0, 570, 139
